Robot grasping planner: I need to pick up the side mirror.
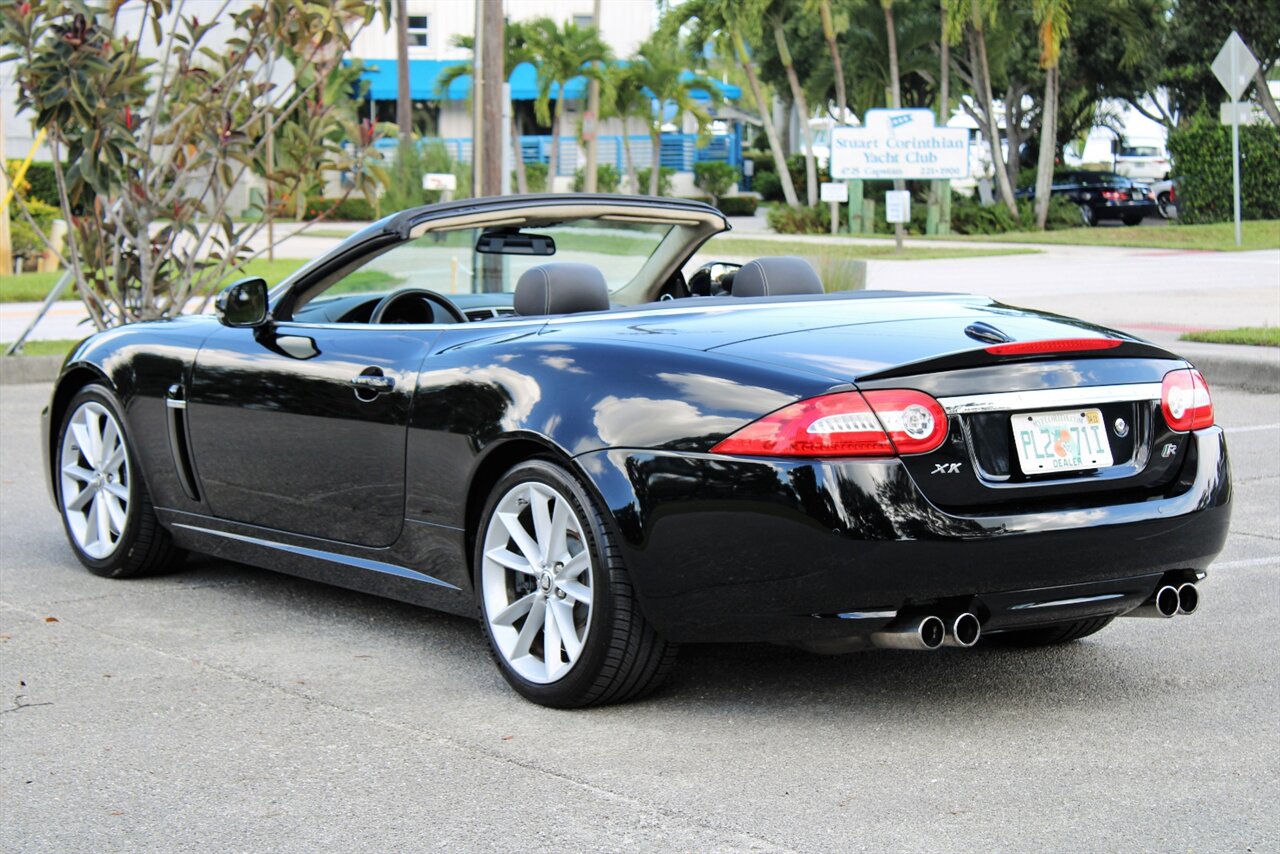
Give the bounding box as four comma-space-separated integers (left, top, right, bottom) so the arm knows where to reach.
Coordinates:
216, 277, 269, 328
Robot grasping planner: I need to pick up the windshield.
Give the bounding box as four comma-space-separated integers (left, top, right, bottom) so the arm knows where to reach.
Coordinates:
324, 219, 674, 298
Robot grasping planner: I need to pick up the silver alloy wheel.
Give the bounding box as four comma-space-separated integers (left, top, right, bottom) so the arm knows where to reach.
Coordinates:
481, 481, 593, 684
59, 401, 131, 560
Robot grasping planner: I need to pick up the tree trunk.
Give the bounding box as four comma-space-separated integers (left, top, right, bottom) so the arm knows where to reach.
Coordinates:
511, 110, 528, 194
735, 30, 799, 207
884, 3, 901, 108
775, 21, 816, 206
819, 0, 847, 120
939, 4, 949, 123
479, 1, 505, 197
969, 6, 1017, 214
622, 119, 638, 194
649, 128, 662, 195
396, 0, 411, 145
1034, 65, 1057, 229
549, 98, 562, 192
1254, 65, 1280, 128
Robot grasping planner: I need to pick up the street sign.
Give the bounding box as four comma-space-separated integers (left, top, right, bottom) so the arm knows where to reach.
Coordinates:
831, 109, 970, 181
1211, 32, 1259, 102
1220, 101, 1256, 125
885, 191, 911, 223
423, 173, 457, 191
820, 182, 848, 203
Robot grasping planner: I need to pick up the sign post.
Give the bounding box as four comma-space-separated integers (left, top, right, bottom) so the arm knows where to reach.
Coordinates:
831, 109, 970, 243
885, 191, 911, 251
821, 182, 848, 235
1211, 31, 1260, 248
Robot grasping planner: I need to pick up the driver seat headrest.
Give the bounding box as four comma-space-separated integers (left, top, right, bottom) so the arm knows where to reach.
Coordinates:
514, 263, 610, 316
731, 256, 824, 298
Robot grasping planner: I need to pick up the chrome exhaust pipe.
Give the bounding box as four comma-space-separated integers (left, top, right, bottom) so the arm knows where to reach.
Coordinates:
1125, 584, 1180, 618
942, 612, 982, 648
871, 615, 945, 650
1176, 582, 1199, 615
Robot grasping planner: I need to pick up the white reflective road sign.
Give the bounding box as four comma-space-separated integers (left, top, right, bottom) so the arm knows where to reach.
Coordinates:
1211, 32, 1259, 101
831, 109, 970, 181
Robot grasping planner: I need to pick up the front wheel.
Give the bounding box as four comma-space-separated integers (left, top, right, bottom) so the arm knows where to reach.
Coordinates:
56, 385, 185, 578
475, 459, 676, 707
1157, 193, 1174, 219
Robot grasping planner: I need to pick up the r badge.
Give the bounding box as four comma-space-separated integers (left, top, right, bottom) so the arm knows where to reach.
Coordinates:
931, 462, 962, 475
1161, 442, 1178, 458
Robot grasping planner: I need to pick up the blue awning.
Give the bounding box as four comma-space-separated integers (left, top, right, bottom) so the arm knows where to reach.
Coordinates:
350, 59, 740, 103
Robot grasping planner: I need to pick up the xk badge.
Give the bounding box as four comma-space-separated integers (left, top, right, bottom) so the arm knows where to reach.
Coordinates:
931, 462, 962, 474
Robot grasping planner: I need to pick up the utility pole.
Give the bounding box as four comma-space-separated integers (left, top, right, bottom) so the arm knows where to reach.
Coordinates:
480, 0, 505, 197
582, 0, 602, 193
396, 0, 411, 147
0, 104, 11, 277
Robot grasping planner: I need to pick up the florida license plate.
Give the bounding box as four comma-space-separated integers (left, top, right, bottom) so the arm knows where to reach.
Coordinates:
1011, 408, 1113, 475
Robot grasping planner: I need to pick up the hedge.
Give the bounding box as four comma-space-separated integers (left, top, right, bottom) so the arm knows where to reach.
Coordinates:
1168, 110, 1280, 224
301, 196, 377, 221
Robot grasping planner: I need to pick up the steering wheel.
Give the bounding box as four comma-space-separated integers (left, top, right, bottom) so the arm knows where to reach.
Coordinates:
369, 288, 468, 325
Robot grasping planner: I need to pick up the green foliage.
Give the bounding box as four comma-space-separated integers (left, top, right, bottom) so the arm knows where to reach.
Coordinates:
767, 204, 830, 234
636, 166, 675, 197
949, 193, 1080, 234
572, 164, 621, 193
6, 161, 60, 206
1168, 111, 1280, 224
381, 140, 468, 214
523, 162, 549, 193
753, 171, 783, 202
693, 161, 738, 204
1180, 326, 1280, 347
8, 197, 61, 259
716, 196, 759, 216
301, 196, 377, 221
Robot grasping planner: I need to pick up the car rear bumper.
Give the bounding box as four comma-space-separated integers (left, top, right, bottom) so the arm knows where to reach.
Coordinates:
578, 427, 1231, 643
1093, 201, 1159, 220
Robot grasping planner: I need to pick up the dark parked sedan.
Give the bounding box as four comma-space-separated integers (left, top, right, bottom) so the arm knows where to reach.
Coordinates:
43, 194, 1229, 707
1020, 171, 1160, 226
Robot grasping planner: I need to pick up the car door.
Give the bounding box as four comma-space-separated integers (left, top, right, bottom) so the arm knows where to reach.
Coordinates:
185, 321, 437, 548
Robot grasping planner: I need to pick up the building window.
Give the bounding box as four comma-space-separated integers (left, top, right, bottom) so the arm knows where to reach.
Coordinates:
572, 14, 594, 29
407, 15, 428, 47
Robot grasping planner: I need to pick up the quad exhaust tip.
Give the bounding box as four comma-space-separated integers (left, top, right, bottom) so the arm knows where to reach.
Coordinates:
1176, 582, 1199, 615
943, 612, 982, 648
1126, 584, 1181, 618
871, 614, 946, 650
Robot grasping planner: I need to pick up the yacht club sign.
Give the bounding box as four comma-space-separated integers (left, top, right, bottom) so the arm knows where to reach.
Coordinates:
831, 109, 970, 180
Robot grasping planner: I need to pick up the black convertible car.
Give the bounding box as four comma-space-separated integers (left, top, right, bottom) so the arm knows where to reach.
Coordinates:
1018, 171, 1159, 226
43, 195, 1230, 707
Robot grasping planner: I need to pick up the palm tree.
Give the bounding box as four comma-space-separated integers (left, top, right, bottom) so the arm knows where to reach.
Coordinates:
944, 0, 1018, 215
524, 18, 611, 192
809, 0, 847, 120
768, 0, 816, 205
601, 62, 650, 193
626, 36, 713, 196
1032, 0, 1070, 229
664, 0, 799, 207
438, 21, 535, 193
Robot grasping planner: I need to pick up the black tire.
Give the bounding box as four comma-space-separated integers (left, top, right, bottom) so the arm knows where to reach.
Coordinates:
1079, 204, 1097, 227
1157, 192, 1174, 219
986, 616, 1114, 648
55, 384, 186, 578
1122, 214, 1144, 226
474, 459, 677, 708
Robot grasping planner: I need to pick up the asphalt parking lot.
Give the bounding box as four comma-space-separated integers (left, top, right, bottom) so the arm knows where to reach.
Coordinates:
1, 381, 1277, 852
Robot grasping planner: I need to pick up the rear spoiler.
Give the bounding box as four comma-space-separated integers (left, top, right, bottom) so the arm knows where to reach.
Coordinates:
854, 338, 1184, 383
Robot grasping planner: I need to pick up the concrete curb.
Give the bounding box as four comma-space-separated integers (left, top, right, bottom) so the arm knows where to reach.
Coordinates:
0, 355, 62, 387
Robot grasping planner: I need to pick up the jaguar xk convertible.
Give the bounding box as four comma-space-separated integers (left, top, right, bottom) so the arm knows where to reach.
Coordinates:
43, 194, 1231, 707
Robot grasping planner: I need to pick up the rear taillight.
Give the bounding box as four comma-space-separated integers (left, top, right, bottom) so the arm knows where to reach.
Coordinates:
710, 390, 947, 458
985, 338, 1123, 356
1161, 368, 1214, 431
1102, 190, 1126, 201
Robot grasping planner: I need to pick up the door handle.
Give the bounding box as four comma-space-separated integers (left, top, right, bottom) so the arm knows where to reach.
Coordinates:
351, 374, 395, 393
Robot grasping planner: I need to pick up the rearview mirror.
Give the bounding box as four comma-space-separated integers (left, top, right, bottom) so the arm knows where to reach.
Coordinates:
216, 277, 269, 328
475, 229, 556, 256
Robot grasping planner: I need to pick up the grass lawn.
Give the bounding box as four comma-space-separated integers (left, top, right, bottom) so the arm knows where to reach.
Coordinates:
0, 258, 311, 303
1180, 327, 1280, 347
1, 337, 80, 357
709, 236, 1038, 261
945, 219, 1280, 252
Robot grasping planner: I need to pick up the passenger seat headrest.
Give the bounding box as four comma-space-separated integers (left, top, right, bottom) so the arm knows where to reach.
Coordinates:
731, 256, 824, 298
514, 263, 610, 316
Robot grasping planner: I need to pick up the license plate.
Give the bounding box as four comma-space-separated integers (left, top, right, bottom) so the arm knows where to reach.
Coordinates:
1011, 408, 1113, 475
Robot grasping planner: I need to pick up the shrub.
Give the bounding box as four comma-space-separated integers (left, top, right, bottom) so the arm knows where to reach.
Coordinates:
693, 161, 738, 204
571, 163, 621, 193
947, 192, 1080, 234
753, 170, 783, 202
716, 196, 758, 216
523, 162, 549, 193
6, 160, 70, 208
767, 204, 829, 234
302, 196, 377, 221
1168, 109, 1280, 224
636, 166, 674, 196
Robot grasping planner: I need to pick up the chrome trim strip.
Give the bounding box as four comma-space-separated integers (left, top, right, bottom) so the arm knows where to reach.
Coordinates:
938, 382, 1162, 415
172, 523, 461, 590
165, 398, 187, 410
836, 610, 898, 620
1010, 593, 1127, 610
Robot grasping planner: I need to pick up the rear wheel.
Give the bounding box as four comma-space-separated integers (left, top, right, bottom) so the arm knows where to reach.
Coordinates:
1079, 204, 1097, 227
56, 385, 185, 578
475, 459, 676, 707
986, 616, 1114, 647
1157, 192, 1174, 219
